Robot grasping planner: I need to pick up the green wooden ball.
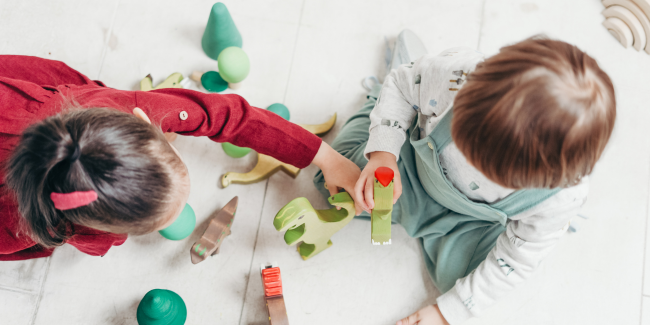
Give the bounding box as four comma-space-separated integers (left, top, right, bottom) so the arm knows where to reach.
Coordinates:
158, 203, 196, 241
266, 103, 290, 121
217, 47, 250, 83
222, 142, 251, 158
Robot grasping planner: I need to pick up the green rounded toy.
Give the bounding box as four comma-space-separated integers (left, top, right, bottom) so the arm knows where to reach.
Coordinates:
158, 204, 196, 241
266, 103, 290, 121
200, 71, 228, 93
217, 47, 250, 84
137, 289, 187, 325
222, 142, 251, 158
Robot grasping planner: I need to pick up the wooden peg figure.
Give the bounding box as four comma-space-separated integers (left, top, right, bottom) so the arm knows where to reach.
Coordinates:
261, 263, 289, 325
372, 167, 394, 245
274, 192, 355, 260
190, 196, 238, 264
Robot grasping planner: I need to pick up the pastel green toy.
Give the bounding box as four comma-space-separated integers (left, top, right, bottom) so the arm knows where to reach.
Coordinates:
217, 46, 250, 85
200, 71, 228, 93
137, 289, 187, 325
266, 103, 290, 121
202, 2, 242, 60
221, 142, 251, 158
371, 167, 394, 245
274, 192, 355, 260
159, 204, 196, 241
140, 73, 184, 91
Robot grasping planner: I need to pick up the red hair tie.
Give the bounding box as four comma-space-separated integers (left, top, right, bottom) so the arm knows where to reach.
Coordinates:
50, 191, 98, 210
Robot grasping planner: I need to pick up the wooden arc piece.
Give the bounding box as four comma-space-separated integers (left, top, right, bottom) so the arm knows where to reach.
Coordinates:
604, 0, 650, 53
603, 5, 646, 50
190, 196, 238, 264
631, 0, 650, 52
604, 17, 634, 47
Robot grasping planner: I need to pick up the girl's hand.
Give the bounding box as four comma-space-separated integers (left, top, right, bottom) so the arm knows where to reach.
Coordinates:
397, 305, 449, 325
354, 151, 402, 214
312, 142, 363, 214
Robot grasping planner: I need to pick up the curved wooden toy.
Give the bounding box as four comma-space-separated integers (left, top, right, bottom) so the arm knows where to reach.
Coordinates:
140, 72, 184, 91
372, 167, 394, 245
220, 114, 337, 187
273, 192, 355, 260
190, 196, 238, 264
221, 154, 300, 188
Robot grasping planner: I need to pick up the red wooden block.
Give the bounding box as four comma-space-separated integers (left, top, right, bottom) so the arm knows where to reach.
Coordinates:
374, 167, 394, 187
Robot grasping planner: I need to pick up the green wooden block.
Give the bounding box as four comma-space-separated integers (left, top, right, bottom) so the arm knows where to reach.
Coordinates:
202, 2, 242, 60
273, 192, 355, 260
371, 178, 393, 245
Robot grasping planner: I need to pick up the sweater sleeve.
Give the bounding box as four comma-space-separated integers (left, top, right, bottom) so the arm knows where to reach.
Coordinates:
133, 89, 322, 169
437, 179, 590, 324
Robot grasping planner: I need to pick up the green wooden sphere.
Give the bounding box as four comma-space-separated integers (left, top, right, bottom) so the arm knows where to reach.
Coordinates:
217, 47, 250, 83
137, 289, 187, 325
266, 103, 290, 121
158, 204, 196, 241
222, 142, 251, 158
201, 71, 228, 93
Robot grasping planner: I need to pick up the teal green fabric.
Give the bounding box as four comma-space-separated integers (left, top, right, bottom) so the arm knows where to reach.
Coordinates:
313, 84, 560, 293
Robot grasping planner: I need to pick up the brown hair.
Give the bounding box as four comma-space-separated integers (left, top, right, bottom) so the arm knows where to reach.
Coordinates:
5, 106, 188, 247
452, 36, 616, 189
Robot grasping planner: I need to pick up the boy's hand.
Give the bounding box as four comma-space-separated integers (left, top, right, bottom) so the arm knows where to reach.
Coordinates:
354, 151, 402, 214
312, 142, 363, 214
397, 305, 449, 325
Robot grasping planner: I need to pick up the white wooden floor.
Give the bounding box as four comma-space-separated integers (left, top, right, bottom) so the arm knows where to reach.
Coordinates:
0, 0, 648, 324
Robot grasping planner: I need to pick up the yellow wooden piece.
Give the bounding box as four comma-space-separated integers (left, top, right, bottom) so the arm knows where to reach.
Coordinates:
274, 192, 355, 260
221, 154, 300, 188
220, 114, 337, 187
140, 73, 184, 91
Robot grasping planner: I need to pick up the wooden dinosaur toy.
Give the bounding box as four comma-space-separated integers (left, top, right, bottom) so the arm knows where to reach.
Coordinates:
273, 192, 355, 260
372, 167, 394, 245
220, 114, 337, 188
261, 263, 289, 325
190, 196, 238, 264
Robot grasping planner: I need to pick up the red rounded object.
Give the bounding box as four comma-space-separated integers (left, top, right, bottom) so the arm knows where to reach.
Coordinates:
375, 167, 394, 187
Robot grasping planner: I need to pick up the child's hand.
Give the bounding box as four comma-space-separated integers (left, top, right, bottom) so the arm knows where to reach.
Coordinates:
354, 151, 402, 214
397, 305, 449, 325
312, 142, 363, 214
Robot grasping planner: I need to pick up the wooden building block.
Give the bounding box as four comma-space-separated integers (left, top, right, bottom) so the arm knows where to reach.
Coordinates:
602, 5, 647, 50
371, 167, 394, 245
274, 192, 355, 260
190, 196, 238, 264
603, 0, 650, 53
261, 264, 290, 325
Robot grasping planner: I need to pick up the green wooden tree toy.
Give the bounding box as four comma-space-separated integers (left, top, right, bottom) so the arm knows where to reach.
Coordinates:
273, 192, 355, 260
372, 167, 394, 245
202, 2, 242, 60
137, 289, 187, 325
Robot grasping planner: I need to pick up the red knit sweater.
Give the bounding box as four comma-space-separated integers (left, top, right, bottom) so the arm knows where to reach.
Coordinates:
0, 55, 322, 260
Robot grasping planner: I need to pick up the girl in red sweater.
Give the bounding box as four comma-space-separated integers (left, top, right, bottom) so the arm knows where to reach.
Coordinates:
0, 55, 361, 260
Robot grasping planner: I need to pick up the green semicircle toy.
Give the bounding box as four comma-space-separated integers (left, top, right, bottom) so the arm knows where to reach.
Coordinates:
222, 142, 252, 158
158, 203, 196, 241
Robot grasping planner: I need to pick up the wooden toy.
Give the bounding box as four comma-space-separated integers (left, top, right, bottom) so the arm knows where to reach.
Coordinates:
371, 167, 394, 245
217, 46, 250, 88
140, 73, 184, 91
602, 0, 650, 53
190, 196, 238, 264
267, 103, 291, 121
222, 142, 252, 158
220, 114, 337, 187
274, 192, 355, 260
202, 2, 242, 60
159, 203, 196, 241
261, 263, 290, 325
136, 289, 187, 325
201, 71, 229, 93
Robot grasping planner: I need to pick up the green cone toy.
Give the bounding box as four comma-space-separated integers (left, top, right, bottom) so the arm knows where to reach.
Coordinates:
137, 289, 187, 325
202, 2, 242, 60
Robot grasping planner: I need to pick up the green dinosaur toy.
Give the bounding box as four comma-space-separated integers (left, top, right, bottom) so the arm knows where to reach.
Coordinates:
371, 167, 394, 245
274, 192, 355, 260
140, 73, 184, 91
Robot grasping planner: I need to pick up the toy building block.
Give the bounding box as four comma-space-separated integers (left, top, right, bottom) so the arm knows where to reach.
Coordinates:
220, 114, 337, 187
261, 263, 290, 325
140, 73, 184, 91
218, 46, 250, 88
136, 289, 187, 325
202, 2, 243, 60
190, 196, 238, 264
372, 167, 394, 245
274, 192, 355, 260
159, 203, 196, 241
602, 0, 650, 54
